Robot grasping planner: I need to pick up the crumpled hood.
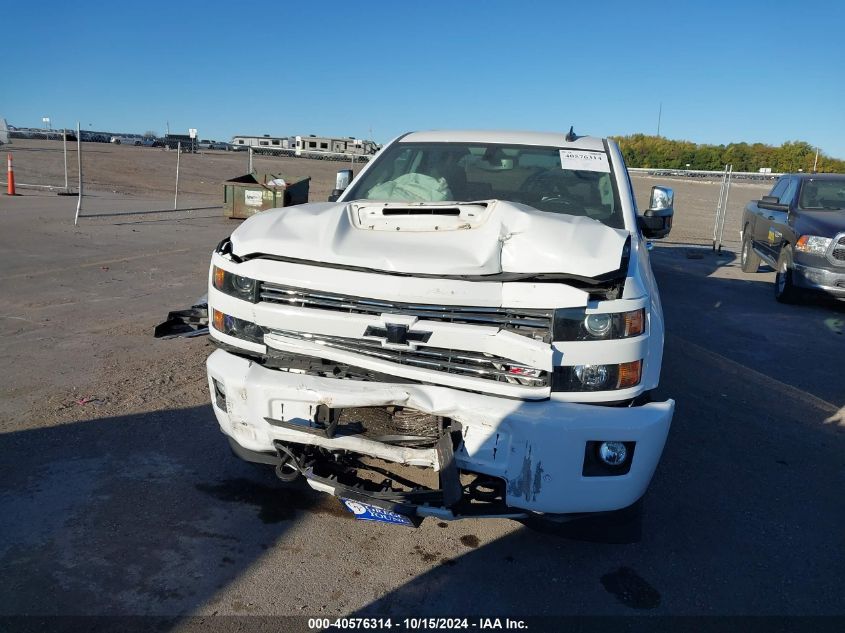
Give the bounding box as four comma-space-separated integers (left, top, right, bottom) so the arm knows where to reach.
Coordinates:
230, 200, 630, 278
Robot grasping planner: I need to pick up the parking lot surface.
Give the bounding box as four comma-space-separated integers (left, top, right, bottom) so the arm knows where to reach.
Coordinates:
0, 159, 843, 620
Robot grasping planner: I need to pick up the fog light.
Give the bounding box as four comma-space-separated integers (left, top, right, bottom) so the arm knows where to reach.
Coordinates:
598, 441, 628, 466
574, 364, 609, 388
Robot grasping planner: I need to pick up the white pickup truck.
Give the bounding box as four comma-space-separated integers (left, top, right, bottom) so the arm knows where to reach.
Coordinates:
206, 129, 675, 538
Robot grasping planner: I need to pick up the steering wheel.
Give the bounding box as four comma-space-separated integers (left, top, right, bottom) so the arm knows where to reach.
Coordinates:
519, 171, 574, 207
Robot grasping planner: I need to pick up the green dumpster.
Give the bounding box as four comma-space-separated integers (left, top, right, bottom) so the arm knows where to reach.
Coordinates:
222, 172, 310, 219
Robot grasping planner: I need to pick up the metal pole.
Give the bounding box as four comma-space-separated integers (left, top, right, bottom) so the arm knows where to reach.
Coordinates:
73, 123, 82, 225
717, 165, 733, 253
813, 148, 819, 173
712, 164, 728, 249
62, 129, 68, 191
656, 102, 662, 137
174, 141, 181, 210
248, 146, 253, 173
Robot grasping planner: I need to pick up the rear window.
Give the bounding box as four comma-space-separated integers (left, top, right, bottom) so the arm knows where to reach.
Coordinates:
345, 142, 624, 229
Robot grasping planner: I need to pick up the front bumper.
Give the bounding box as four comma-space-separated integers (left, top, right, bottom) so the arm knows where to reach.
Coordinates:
207, 349, 674, 516
793, 263, 845, 297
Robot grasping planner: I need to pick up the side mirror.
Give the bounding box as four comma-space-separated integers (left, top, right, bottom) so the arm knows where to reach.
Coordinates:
328, 169, 353, 202
638, 186, 674, 239
758, 195, 788, 212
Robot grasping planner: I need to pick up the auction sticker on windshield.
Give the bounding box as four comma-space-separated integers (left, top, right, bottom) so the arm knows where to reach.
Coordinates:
342, 499, 416, 526
559, 149, 610, 173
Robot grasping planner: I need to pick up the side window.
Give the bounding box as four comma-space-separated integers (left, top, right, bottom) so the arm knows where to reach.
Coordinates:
768, 178, 789, 200
779, 178, 798, 206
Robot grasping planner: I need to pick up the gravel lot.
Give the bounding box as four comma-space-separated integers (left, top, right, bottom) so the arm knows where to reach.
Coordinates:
1, 140, 843, 623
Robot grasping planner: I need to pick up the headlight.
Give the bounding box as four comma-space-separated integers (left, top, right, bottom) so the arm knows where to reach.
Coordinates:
553, 360, 642, 391
795, 235, 832, 256
212, 266, 259, 302
553, 308, 645, 341
211, 309, 264, 344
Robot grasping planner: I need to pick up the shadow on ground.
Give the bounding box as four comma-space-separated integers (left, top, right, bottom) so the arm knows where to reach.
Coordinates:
0, 405, 325, 617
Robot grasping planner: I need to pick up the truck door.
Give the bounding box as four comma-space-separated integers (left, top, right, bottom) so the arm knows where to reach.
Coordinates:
768, 177, 798, 262
754, 177, 790, 260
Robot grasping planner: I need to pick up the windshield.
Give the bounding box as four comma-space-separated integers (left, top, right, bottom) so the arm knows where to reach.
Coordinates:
799, 179, 845, 210
344, 142, 624, 229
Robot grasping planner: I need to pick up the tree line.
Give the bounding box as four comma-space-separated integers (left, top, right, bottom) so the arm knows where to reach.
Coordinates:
611, 134, 845, 173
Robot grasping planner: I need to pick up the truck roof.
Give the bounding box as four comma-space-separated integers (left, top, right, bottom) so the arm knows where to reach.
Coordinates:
788, 173, 845, 181
401, 129, 606, 151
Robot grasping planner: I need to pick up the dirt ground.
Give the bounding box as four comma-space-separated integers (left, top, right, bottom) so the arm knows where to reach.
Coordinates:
1, 139, 843, 622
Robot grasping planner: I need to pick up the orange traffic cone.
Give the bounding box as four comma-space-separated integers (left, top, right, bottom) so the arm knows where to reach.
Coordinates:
6, 153, 16, 195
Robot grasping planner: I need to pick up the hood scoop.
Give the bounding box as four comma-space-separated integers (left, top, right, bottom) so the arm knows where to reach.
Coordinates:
350, 201, 490, 232
382, 208, 460, 215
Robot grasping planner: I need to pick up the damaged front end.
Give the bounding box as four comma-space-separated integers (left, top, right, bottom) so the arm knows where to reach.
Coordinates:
207, 348, 674, 524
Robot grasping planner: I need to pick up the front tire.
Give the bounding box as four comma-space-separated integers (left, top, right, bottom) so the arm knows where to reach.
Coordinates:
740, 230, 760, 273
775, 249, 801, 304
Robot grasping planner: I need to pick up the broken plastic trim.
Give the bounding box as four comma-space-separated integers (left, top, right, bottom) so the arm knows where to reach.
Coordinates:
214, 236, 242, 263
153, 304, 209, 338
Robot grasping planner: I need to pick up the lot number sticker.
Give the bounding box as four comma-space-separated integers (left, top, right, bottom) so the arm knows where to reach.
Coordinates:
559, 150, 610, 173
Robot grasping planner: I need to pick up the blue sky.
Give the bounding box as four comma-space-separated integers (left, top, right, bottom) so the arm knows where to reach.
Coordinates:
4, 0, 844, 157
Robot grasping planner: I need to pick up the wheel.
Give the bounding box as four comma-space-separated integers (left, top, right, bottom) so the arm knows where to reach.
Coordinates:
774, 249, 802, 304
113, 139, 121, 145
740, 229, 761, 273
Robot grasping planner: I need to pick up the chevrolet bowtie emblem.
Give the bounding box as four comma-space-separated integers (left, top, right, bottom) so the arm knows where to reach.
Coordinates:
364, 323, 432, 347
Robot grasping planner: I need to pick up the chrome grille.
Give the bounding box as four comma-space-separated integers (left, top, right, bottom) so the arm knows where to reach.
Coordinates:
266, 329, 549, 387
260, 282, 552, 341
830, 233, 845, 266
